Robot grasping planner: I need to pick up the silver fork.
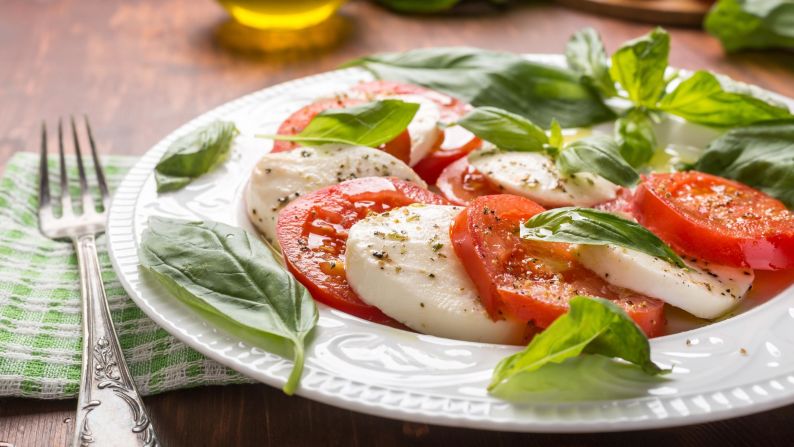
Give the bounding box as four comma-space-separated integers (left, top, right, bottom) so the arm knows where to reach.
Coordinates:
39, 117, 159, 447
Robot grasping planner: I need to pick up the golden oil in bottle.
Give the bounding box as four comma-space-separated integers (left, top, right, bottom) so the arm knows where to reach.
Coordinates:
218, 0, 347, 30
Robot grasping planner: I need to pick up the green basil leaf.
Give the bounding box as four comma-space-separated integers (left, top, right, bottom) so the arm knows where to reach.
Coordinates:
489, 296, 666, 393
609, 27, 670, 106
556, 135, 640, 187
457, 106, 548, 152
705, 0, 794, 52
693, 121, 794, 208
265, 100, 419, 148
154, 121, 239, 193
375, 0, 460, 13
138, 217, 318, 395
615, 108, 657, 168
565, 28, 617, 97
658, 71, 793, 127
521, 207, 687, 268
343, 47, 616, 128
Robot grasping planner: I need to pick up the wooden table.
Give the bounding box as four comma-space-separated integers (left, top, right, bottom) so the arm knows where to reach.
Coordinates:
1, 0, 794, 445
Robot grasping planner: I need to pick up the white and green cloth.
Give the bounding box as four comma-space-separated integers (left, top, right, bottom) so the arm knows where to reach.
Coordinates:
0, 152, 252, 399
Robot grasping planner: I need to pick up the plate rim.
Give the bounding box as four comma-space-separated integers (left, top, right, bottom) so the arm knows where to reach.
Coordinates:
107, 54, 794, 433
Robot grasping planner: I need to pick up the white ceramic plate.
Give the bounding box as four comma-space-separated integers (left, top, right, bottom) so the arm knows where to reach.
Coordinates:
107, 55, 794, 432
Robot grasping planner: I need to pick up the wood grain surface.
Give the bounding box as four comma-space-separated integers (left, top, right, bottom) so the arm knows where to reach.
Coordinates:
1, 0, 794, 445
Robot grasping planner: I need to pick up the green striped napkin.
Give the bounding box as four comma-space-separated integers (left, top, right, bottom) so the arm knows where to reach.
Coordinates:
0, 152, 252, 399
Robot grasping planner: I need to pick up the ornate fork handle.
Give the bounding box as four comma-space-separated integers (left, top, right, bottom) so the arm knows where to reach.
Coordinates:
72, 234, 158, 447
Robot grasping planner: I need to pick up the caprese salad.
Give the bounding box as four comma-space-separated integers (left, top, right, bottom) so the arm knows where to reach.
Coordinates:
242, 78, 793, 346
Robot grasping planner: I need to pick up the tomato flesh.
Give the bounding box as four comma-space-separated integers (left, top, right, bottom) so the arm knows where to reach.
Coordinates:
633, 171, 794, 270
277, 177, 448, 324
436, 157, 500, 205
450, 194, 666, 337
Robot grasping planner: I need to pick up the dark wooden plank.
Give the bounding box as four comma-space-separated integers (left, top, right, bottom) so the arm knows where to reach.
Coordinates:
1, 0, 794, 445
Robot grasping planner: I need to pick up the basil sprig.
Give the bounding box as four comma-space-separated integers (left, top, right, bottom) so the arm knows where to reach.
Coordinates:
343, 46, 616, 129
262, 99, 419, 148
614, 108, 657, 168
521, 207, 687, 268
610, 27, 670, 107
457, 107, 639, 187
693, 121, 794, 208
489, 296, 667, 394
565, 27, 617, 98
139, 217, 318, 395
154, 120, 239, 193
705, 0, 794, 52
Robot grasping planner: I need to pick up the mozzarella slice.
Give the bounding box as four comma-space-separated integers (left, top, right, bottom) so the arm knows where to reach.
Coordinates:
345, 204, 526, 344
575, 245, 754, 319
468, 149, 619, 207
246, 145, 425, 245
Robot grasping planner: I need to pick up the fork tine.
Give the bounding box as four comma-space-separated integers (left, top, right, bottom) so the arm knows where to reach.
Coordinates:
84, 116, 109, 209
71, 116, 93, 214
58, 119, 72, 216
38, 122, 51, 211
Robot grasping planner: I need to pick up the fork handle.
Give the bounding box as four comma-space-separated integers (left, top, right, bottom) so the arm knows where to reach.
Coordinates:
72, 234, 159, 447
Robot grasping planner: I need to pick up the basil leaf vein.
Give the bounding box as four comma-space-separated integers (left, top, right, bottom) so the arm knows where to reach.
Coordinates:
565, 27, 617, 97
139, 217, 318, 395
343, 46, 616, 128
521, 207, 687, 268
693, 120, 794, 208
489, 296, 666, 393
264, 100, 419, 148
154, 121, 239, 193
556, 135, 640, 187
457, 106, 548, 152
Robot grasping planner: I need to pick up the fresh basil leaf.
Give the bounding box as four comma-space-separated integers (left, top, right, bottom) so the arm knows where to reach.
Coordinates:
376, 0, 460, 13
548, 118, 564, 150
565, 28, 617, 97
693, 121, 794, 208
457, 106, 548, 152
615, 108, 657, 168
556, 135, 640, 187
265, 100, 419, 148
489, 296, 666, 393
658, 71, 793, 127
705, 0, 794, 52
609, 27, 670, 106
138, 217, 318, 395
154, 121, 239, 193
343, 47, 616, 128
521, 207, 687, 268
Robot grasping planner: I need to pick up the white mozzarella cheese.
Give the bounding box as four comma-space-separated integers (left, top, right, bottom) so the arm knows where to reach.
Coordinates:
575, 245, 754, 319
245, 145, 425, 246
468, 149, 619, 207
345, 204, 526, 344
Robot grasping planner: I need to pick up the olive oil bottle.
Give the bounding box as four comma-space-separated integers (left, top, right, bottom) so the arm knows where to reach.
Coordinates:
218, 0, 347, 29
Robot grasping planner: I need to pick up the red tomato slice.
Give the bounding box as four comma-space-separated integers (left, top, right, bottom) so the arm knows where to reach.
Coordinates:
277, 177, 448, 324
450, 194, 666, 337
633, 171, 794, 270
436, 157, 500, 206
271, 96, 412, 164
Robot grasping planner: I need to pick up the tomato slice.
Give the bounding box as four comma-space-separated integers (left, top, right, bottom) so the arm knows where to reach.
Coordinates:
436, 157, 500, 206
450, 194, 666, 337
271, 96, 412, 164
277, 177, 448, 324
633, 171, 794, 270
